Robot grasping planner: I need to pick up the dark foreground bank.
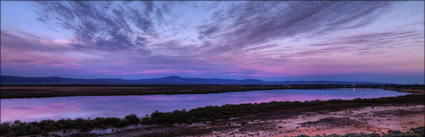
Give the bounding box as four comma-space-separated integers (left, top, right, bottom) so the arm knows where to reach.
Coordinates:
1, 94, 423, 136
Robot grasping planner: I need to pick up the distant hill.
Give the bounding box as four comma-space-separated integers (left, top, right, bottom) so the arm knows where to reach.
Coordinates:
0, 75, 382, 85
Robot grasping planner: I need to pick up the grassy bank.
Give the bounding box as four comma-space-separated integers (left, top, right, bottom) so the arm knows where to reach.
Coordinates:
297, 126, 424, 137
140, 94, 424, 124
1, 94, 423, 136
1, 84, 423, 98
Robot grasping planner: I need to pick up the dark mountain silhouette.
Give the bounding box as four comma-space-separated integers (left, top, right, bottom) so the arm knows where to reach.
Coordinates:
0, 75, 382, 85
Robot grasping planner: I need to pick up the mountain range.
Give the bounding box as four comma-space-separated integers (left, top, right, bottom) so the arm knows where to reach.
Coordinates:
0, 75, 383, 85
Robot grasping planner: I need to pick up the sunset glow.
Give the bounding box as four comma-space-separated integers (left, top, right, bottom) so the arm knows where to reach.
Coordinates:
1, 1, 424, 83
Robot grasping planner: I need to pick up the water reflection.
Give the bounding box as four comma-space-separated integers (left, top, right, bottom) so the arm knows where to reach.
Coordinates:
1, 88, 408, 122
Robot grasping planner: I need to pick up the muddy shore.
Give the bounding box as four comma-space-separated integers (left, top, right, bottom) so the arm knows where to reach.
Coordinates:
87, 105, 423, 137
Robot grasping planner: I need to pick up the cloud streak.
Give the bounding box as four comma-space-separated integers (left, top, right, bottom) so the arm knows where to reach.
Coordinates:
1, 1, 423, 83
36, 1, 172, 52
198, 1, 392, 53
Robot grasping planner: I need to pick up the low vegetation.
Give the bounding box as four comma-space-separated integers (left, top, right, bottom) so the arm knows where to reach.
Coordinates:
140, 94, 423, 124
1, 84, 423, 98
1, 94, 423, 136
0, 115, 139, 136
296, 126, 424, 137
299, 117, 363, 128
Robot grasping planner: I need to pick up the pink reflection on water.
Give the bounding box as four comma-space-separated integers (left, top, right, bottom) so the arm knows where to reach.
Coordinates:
1, 102, 82, 122
244, 94, 348, 104
136, 95, 201, 101
0, 88, 408, 122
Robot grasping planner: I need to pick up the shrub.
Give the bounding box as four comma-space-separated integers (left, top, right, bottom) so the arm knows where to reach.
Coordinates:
125, 114, 140, 124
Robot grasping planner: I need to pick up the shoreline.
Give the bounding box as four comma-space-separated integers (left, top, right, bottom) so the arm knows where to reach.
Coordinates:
1, 85, 423, 99
1, 94, 424, 136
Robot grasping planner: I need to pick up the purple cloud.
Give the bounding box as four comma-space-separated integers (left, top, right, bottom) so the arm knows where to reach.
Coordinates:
36, 1, 173, 51
1, 1, 423, 83
198, 1, 392, 53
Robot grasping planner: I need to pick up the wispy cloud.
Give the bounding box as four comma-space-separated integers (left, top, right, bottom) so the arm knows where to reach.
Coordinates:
198, 1, 392, 54
299, 31, 424, 55
1, 1, 423, 83
36, 1, 172, 51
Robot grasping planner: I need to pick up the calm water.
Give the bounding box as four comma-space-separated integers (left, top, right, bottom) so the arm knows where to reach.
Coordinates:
1, 88, 408, 122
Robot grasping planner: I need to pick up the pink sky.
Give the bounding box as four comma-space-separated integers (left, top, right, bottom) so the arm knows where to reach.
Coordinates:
1, 1, 424, 83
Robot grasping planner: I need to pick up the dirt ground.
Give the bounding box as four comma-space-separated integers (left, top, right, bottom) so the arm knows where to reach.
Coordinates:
90, 105, 424, 137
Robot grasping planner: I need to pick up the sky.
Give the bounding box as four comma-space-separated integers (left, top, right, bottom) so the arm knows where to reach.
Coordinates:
1, 1, 424, 84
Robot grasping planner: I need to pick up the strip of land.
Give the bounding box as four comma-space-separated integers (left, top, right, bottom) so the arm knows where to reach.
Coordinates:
1, 84, 423, 98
